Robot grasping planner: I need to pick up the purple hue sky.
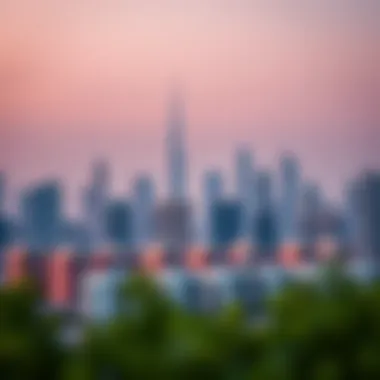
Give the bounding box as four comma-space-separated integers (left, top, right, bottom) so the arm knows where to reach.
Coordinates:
1, 1, 379, 215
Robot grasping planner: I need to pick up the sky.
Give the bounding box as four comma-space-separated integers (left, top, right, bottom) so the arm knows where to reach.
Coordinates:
0, 0, 379, 215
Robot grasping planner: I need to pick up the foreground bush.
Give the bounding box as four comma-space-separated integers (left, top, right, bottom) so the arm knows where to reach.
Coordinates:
0, 281, 65, 380
2, 270, 380, 379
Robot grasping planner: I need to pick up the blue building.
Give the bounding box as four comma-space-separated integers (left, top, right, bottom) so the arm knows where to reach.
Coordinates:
132, 175, 155, 249
254, 209, 278, 260
234, 146, 254, 239
83, 160, 110, 250
105, 200, 133, 248
166, 89, 187, 201
211, 199, 242, 249
352, 172, 380, 261
203, 170, 224, 246
299, 182, 323, 260
21, 181, 62, 250
0, 172, 5, 214
279, 153, 301, 243
155, 200, 192, 252
254, 172, 278, 260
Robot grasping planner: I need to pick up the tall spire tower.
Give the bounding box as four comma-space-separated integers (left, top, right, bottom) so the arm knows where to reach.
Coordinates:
166, 87, 187, 200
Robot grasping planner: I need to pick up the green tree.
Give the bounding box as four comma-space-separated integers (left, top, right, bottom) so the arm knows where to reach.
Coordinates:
259, 267, 380, 380
4, 265, 380, 380
67, 276, 265, 379
0, 281, 65, 380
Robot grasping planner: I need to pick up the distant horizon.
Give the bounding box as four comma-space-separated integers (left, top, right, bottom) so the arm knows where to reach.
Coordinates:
0, 144, 374, 220
1, 1, 379, 216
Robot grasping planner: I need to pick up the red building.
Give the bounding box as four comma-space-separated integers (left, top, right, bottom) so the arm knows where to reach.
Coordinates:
140, 244, 165, 274
185, 247, 208, 271
4, 247, 48, 296
47, 249, 88, 309
88, 250, 115, 271
228, 242, 251, 267
4, 246, 29, 285
47, 250, 73, 308
279, 243, 302, 268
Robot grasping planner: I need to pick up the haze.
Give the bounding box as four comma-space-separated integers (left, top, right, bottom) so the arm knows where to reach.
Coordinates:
1, 0, 379, 214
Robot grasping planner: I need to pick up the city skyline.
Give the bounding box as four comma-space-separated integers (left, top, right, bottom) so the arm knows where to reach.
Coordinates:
0, 123, 376, 218
2, 90, 379, 216
0, 145, 355, 218
1, 87, 378, 218
1, 1, 380, 215
2, 2, 380, 371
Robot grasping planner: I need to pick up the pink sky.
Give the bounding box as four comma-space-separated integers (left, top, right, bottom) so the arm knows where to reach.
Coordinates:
1, 1, 379, 214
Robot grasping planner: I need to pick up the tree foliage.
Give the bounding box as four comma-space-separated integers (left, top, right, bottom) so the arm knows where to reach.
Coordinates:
0, 281, 65, 380
2, 269, 380, 379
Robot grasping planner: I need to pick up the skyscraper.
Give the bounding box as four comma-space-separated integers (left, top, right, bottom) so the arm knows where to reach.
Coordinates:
351, 172, 380, 261
21, 181, 62, 250
60, 220, 89, 252
344, 182, 361, 255
83, 160, 110, 250
235, 146, 254, 239
299, 182, 322, 260
0, 215, 11, 252
0, 172, 8, 261
203, 170, 224, 246
211, 199, 242, 249
132, 175, 155, 249
279, 153, 301, 243
105, 200, 133, 249
166, 89, 187, 200
254, 171, 278, 260
155, 200, 192, 253
0, 172, 5, 214
256, 171, 272, 212
204, 170, 224, 207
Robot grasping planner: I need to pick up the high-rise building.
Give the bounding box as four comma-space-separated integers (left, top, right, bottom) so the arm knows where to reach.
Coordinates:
350, 172, 380, 261
210, 199, 242, 249
166, 89, 187, 200
256, 171, 272, 212
254, 171, 278, 260
21, 181, 62, 251
132, 175, 155, 249
0, 172, 5, 214
83, 160, 110, 249
0, 173, 11, 270
235, 146, 254, 239
203, 170, 224, 246
299, 182, 322, 260
0, 174, 12, 259
155, 200, 192, 253
279, 153, 301, 243
344, 182, 362, 255
254, 210, 278, 262
204, 170, 224, 208
105, 200, 133, 249
0, 215, 12, 253
60, 220, 89, 252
